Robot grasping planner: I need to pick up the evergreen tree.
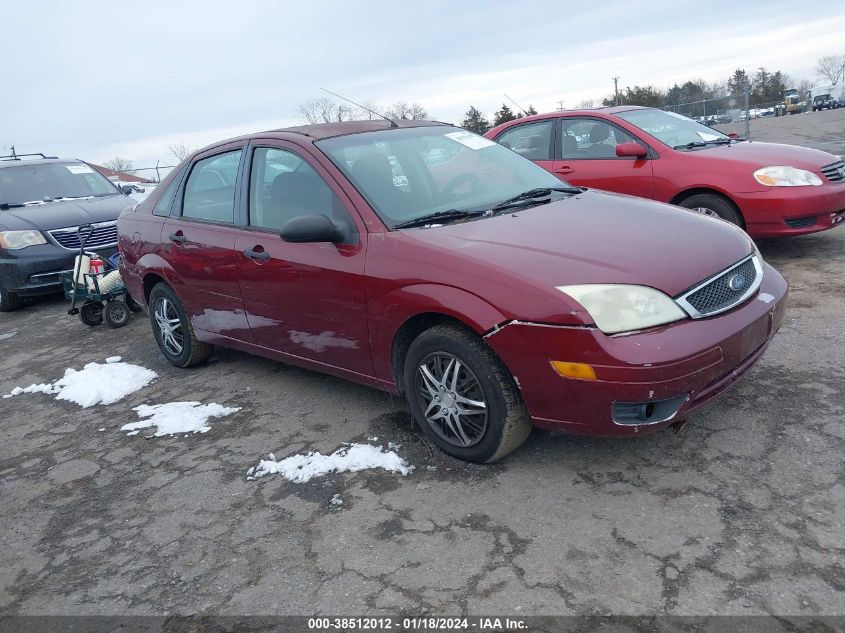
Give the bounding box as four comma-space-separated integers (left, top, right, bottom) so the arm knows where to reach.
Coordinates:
493, 103, 516, 126
727, 68, 750, 95
461, 106, 490, 134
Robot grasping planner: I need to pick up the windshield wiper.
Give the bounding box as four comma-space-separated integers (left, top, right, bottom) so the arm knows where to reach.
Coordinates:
673, 139, 733, 150
0, 202, 26, 210
491, 186, 582, 213
393, 208, 486, 229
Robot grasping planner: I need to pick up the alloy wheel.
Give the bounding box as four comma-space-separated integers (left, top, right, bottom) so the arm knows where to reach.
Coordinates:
416, 352, 488, 448
154, 297, 183, 356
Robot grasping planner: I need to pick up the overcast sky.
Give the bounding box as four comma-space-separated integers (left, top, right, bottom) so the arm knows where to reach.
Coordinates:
2, 0, 843, 171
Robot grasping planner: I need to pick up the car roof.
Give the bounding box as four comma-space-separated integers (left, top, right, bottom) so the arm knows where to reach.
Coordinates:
0, 158, 81, 169
249, 119, 451, 141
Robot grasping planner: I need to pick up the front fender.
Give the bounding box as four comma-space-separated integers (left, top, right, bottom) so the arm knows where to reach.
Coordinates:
368, 283, 508, 384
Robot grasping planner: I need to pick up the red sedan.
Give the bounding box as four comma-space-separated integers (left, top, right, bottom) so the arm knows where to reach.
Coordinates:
486, 106, 845, 238
118, 120, 787, 462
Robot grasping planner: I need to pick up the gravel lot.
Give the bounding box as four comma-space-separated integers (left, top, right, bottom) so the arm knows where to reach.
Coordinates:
716, 107, 845, 156
2, 221, 844, 616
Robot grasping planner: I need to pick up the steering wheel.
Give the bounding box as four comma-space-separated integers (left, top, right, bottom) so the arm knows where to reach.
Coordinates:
441, 173, 481, 199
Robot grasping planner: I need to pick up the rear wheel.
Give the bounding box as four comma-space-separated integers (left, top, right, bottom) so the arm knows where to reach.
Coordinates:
79, 301, 104, 326
403, 324, 531, 463
0, 283, 22, 312
149, 283, 213, 367
678, 193, 743, 227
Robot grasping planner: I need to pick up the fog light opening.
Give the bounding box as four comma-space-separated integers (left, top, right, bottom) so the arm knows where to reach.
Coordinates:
612, 394, 688, 426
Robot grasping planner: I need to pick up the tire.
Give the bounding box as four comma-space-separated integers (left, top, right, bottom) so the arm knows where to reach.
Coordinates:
0, 283, 22, 312
79, 301, 104, 326
148, 283, 213, 368
104, 300, 130, 329
403, 324, 531, 463
677, 193, 743, 227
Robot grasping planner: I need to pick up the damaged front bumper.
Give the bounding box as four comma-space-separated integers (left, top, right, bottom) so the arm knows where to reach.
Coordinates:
484, 265, 788, 436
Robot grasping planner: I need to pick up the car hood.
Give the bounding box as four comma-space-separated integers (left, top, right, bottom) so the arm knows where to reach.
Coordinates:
0, 195, 134, 232
403, 190, 754, 299
681, 141, 840, 171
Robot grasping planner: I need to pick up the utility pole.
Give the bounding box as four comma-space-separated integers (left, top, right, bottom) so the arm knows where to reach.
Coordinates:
556, 100, 564, 111
613, 77, 620, 105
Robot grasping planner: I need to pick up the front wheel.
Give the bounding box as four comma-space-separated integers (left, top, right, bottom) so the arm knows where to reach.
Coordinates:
403, 324, 531, 463
104, 300, 131, 328
677, 193, 743, 227
148, 284, 213, 367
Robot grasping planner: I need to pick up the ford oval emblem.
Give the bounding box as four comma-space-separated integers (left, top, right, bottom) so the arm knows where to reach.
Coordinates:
728, 273, 747, 291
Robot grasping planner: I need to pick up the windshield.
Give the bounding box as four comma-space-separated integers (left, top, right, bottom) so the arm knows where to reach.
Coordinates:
0, 162, 119, 205
616, 108, 730, 148
317, 126, 565, 228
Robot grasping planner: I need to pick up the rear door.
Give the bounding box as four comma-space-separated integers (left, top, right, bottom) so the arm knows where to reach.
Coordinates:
162, 145, 251, 340
551, 117, 654, 198
235, 142, 372, 376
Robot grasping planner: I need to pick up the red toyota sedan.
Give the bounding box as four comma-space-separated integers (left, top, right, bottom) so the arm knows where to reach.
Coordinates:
118, 120, 787, 462
486, 107, 845, 239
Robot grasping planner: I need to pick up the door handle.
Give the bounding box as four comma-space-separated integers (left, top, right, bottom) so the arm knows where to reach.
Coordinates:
169, 232, 187, 244
243, 248, 270, 261
555, 166, 575, 175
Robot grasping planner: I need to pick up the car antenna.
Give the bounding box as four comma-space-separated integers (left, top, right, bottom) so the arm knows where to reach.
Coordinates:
319, 88, 399, 128
504, 94, 530, 116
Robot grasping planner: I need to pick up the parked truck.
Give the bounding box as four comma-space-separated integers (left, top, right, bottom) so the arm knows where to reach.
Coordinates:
781, 88, 804, 114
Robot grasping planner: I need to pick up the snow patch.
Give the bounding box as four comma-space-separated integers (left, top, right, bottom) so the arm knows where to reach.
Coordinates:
121, 401, 240, 436
249, 443, 414, 483
330, 493, 343, 506
105, 356, 122, 364
4, 360, 157, 408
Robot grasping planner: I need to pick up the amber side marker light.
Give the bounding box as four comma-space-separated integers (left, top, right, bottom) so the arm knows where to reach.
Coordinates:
550, 361, 597, 381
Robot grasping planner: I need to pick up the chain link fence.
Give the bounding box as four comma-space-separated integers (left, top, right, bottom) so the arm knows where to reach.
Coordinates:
660, 93, 801, 140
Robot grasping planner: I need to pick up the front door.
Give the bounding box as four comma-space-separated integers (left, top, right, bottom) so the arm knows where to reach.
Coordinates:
236, 144, 373, 376
162, 146, 250, 340
552, 117, 654, 199
492, 119, 556, 174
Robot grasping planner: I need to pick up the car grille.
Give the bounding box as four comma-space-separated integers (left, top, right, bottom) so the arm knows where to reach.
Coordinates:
820, 160, 845, 183
48, 221, 118, 251
676, 255, 762, 318
785, 216, 817, 229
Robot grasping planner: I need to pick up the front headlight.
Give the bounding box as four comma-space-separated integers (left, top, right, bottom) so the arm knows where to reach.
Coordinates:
556, 284, 686, 334
753, 166, 822, 187
0, 230, 48, 250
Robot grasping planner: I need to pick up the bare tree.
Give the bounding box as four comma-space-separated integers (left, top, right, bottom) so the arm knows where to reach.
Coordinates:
298, 97, 356, 124
816, 55, 845, 85
576, 99, 595, 108
104, 157, 134, 174
384, 101, 429, 120
168, 142, 195, 162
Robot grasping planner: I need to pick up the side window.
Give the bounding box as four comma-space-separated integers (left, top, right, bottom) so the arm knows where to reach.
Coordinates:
561, 119, 637, 159
249, 147, 354, 232
153, 167, 186, 216
182, 150, 242, 223
495, 120, 553, 160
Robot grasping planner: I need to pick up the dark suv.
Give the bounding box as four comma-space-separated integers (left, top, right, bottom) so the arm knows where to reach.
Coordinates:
0, 154, 137, 311
812, 94, 835, 111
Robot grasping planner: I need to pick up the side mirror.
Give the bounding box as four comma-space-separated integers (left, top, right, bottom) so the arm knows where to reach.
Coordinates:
615, 142, 649, 158
280, 214, 351, 244
120, 184, 134, 195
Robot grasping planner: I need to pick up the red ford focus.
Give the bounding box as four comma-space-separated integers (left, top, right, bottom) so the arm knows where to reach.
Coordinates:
118, 120, 787, 462
486, 107, 845, 239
